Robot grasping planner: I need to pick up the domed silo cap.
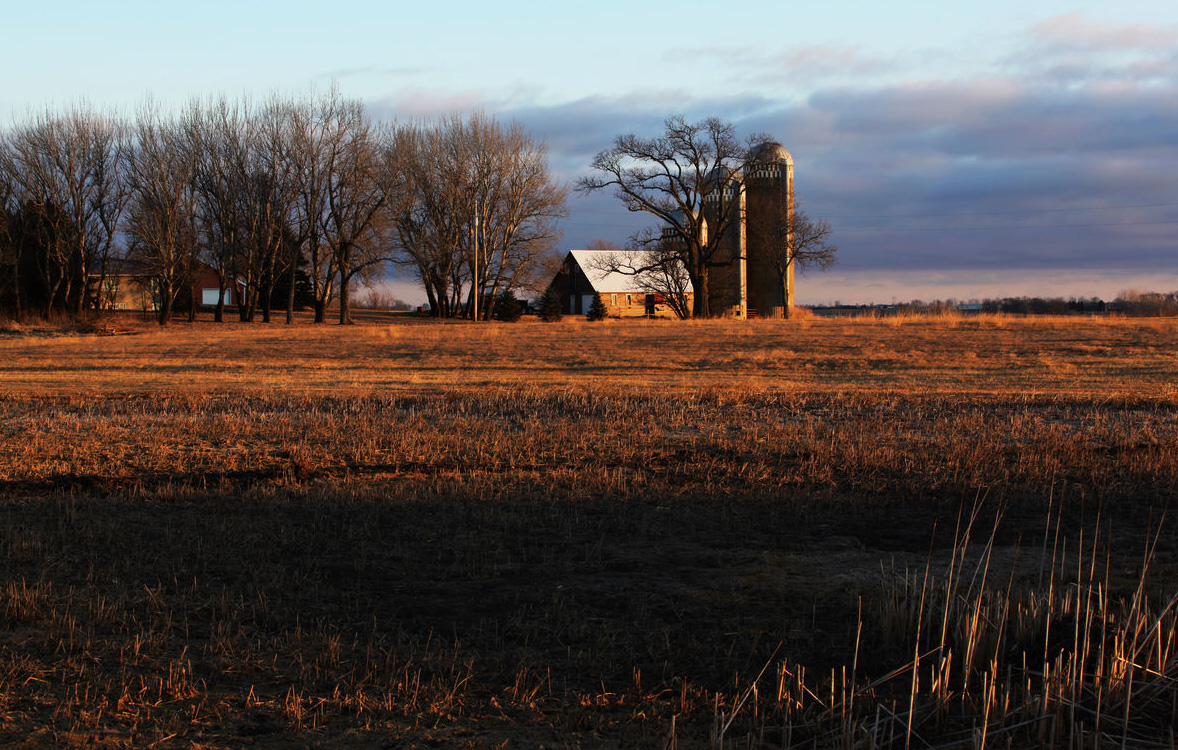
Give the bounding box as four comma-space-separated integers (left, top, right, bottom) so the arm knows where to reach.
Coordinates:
751, 141, 793, 164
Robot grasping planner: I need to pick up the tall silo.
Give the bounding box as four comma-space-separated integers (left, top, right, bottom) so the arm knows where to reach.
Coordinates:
744, 142, 795, 317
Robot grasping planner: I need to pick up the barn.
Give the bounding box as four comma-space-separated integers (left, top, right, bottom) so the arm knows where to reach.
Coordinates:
547, 249, 693, 318
94, 258, 246, 312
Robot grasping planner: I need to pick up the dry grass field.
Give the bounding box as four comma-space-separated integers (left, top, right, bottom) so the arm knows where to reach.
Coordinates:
0, 314, 1176, 748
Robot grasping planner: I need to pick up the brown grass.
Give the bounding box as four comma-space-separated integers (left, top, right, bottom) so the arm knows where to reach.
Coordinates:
0, 314, 1175, 748
1, 314, 1175, 397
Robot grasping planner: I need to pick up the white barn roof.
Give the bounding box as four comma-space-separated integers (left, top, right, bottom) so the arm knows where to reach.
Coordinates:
567, 249, 693, 294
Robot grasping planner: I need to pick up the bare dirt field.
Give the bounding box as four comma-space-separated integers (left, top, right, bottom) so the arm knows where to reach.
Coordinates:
1, 314, 1176, 748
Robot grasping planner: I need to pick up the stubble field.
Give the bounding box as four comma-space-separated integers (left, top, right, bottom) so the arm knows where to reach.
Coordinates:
0, 314, 1176, 748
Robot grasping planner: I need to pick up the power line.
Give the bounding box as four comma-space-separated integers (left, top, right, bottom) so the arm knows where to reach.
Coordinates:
818, 202, 1178, 220
564, 200, 1178, 233
836, 217, 1178, 233
570, 201, 1178, 220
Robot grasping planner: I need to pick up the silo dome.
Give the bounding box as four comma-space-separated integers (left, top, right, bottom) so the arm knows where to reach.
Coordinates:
751, 141, 792, 164
706, 164, 735, 183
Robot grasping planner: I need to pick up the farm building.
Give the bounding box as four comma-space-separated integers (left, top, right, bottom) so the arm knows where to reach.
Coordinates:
191, 263, 246, 308
558, 142, 797, 319
94, 258, 246, 312
93, 257, 155, 312
547, 249, 693, 318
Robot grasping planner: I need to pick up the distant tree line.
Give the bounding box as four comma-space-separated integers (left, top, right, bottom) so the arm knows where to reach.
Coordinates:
0, 91, 565, 323
890, 292, 1178, 317
1109, 290, 1178, 317
977, 297, 1107, 315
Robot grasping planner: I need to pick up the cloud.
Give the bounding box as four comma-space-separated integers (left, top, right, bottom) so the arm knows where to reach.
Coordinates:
723, 39, 1178, 277
544, 78, 1178, 275
1031, 12, 1177, 52
1007, 12, 1178, 86
368, 88, 494, 121
361, 13, 1178, 294
666, 42, 904, 92
779, 45, 880, 72
371, 88, 782, 180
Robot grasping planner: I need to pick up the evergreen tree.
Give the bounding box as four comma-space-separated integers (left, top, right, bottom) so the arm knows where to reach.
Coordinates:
587, 293, 608, 321
538, 286, 562, 322
495, 289, 522, 321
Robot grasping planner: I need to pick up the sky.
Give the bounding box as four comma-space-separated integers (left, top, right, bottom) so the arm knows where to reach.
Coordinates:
4, 0, 1177, 305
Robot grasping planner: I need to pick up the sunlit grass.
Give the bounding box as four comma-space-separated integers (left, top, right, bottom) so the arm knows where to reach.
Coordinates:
0, 314, 1175, 747
1, 315, 1176, 398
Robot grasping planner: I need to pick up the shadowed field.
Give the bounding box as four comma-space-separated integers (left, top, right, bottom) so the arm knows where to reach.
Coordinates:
1, 315, 1176, 748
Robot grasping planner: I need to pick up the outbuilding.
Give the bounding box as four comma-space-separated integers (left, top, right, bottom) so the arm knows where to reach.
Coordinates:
547, 249, 693, 318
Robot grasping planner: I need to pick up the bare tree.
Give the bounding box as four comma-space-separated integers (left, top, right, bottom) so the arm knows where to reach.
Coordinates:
749, 203, 837, 317
625, 243, 693, 320
83, 113, 130, 314
220, 102, 267, 323
585, 235, 693, 319
577, 116, 766, 318
187, 98, 240, 321
0, 106, 129, 317
391, 112, 565, 319
286, 87, 391, 325
320, 98, 394, 325
387, 124, 463, 317
191, 96, 303, 324
286, 92, 334, 323
251, 95, 302, 323
473, 115, 567, 317
0, 155, 16, 315
171, 93, 320, 325
124, 104, 198, 325
4, 115, 78, 316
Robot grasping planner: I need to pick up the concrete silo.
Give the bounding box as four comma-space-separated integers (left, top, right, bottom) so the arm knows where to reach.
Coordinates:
704, 141, 795, 317
745, 141, 795, 317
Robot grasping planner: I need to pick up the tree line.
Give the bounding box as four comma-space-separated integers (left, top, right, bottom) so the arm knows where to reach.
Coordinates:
0, 91, 566, 323
886, 292, 1178, 317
